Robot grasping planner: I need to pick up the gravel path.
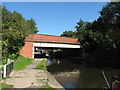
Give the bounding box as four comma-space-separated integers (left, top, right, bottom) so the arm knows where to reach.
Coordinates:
4, 58, 64, 89
25, 59, 43, 70
4, 59, 48, 88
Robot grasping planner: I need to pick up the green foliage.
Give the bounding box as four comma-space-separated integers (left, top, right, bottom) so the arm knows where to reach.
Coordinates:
60, 2, 120, 56
60, 30, 76, 38
8, 54, 18, 60
0, 83, 13, 88
44, 86, 57, 89
14, 55, 34, 70
75, 20, 99, 54
6, 75, 11, 79
2, 6, 38, 60
92, 2, 120, 48
38, 85, 57, 90
35, 59, 47, 70
0, 46, 1, 58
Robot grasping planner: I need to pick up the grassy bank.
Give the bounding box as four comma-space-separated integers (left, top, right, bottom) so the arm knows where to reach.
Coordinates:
35, 59, 47, 70
0, 83, 13, 89
38, 85, 57, 90
14, 55, 34, 70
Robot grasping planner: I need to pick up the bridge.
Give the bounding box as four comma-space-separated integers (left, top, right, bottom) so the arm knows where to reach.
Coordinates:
20, 34, 81, 59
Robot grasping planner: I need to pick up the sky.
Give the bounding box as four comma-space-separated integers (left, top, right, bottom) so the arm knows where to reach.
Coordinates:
2, 2, 107, 36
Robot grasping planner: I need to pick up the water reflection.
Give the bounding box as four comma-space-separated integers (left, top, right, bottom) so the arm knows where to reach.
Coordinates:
47, 58, 120, 89
46, 57, 60, 66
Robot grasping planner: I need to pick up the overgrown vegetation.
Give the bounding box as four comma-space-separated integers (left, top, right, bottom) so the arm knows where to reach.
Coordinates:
38, 85, 57, 90
61, 2, 120, 62
6, 75, 11, 79
14, 55, 34, 70
35, 59, 47, 70
0, 83, 13, 88
1, 6, 38, 62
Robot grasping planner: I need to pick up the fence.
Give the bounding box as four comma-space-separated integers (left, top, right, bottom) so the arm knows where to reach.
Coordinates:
0, 60, 14, 78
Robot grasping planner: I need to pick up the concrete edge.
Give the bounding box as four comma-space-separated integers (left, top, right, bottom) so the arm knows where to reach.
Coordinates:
44, 70, 65, 90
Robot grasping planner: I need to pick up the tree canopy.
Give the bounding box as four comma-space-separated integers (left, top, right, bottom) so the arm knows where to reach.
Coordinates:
2, 6, 38, 60
60, 2, 120, 56
61, 30, 76, 38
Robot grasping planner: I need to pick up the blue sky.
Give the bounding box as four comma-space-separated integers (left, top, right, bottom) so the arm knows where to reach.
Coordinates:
2, 2, 107, 36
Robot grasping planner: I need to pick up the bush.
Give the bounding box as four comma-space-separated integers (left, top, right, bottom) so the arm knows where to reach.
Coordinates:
8, 54, 18, 60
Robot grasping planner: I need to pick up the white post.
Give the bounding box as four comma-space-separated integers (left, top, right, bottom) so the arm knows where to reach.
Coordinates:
3, 64, 6, 78
102, 70, 110, 88
33, 46, 34, 59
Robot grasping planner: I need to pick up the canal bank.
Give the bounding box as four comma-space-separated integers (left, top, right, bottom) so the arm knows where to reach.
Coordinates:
47, 57, 120, 89
3, 58, 64, 89
44, 70, 64, 89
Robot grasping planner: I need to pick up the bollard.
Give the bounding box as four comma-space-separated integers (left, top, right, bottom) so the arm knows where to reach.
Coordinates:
3, 64, 6, 78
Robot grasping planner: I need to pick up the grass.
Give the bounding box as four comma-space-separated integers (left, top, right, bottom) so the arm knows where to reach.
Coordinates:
0, 83, 13, 89
14, 55, 34, 70
43, 85, 56, 89
35, 59, 47, 70
38, 85, 57, 90
0, 67, 2, 70
6, 75, 11, 79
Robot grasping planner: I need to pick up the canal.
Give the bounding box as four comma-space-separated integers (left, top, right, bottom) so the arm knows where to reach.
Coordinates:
47, 57, 120, 89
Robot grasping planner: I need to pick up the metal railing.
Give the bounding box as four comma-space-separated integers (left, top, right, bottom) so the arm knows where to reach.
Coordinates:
0, 60, 14, 78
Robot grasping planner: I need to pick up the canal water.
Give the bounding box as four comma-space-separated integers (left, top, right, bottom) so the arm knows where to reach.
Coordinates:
47, 57, 120, 89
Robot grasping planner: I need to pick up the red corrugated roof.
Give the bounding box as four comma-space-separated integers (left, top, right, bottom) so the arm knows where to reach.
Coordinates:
25, 34, 79, 44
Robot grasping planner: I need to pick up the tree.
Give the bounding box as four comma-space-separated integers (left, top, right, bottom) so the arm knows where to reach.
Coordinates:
27, 18, 38, 33
92, 2, 120, 49
60, 30, 76, 38
61, 2, 120, 58
76, 2, 120, 54
2, 6, 38, 60
75, 20, 100, 55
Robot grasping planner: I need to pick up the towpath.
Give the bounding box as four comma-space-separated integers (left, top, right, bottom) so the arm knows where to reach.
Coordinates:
25, 59, 43, 70
4, 58, 64, 89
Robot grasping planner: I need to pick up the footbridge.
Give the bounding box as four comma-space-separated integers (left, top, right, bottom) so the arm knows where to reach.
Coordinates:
20, 34, 81, 59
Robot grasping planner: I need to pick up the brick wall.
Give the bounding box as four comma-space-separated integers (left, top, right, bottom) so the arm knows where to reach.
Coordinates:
20, 42, 33, 59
